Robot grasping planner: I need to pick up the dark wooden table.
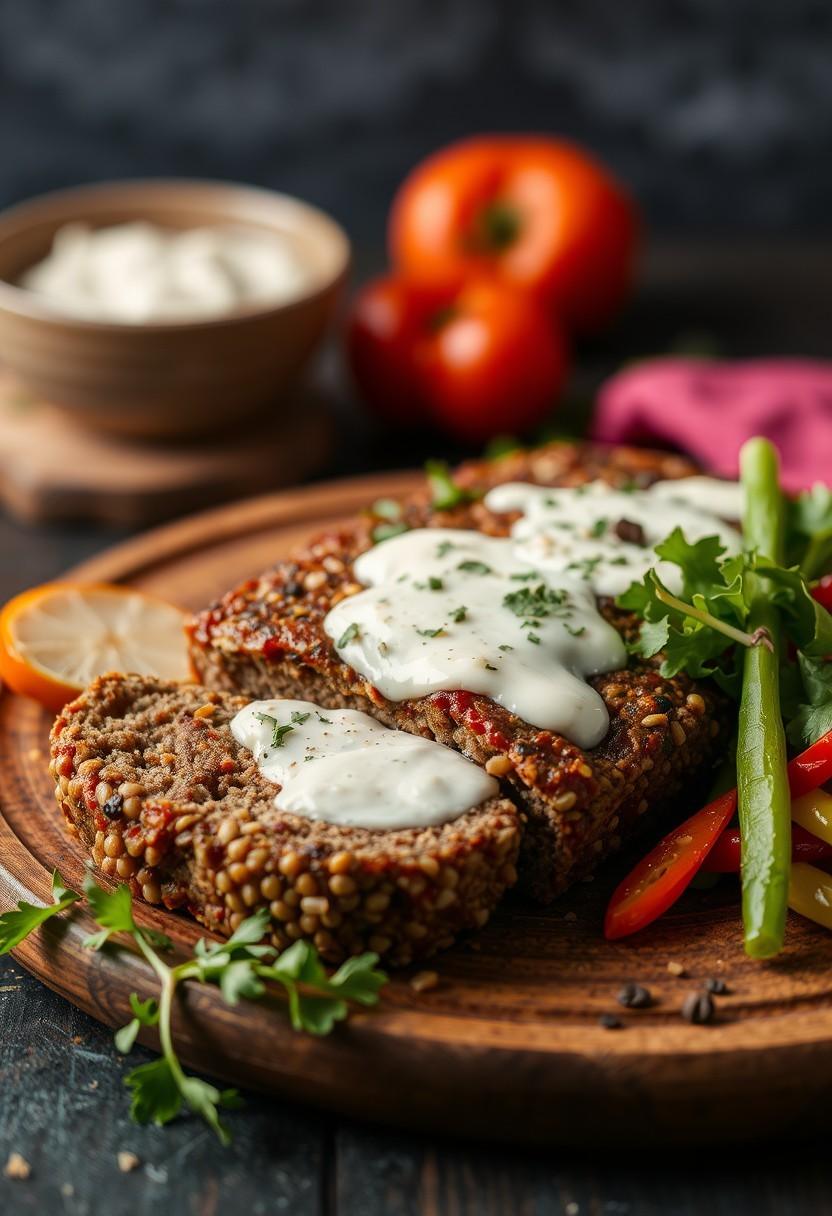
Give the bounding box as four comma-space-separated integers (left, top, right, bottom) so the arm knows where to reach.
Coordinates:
2, 243, 832, 1213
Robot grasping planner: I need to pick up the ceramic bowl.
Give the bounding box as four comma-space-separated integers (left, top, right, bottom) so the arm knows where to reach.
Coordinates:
0, 179, 350, 439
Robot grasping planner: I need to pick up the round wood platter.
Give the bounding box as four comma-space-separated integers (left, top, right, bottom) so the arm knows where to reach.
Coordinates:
3, 470, 832, 1146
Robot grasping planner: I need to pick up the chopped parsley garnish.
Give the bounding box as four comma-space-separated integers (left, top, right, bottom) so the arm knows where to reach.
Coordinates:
590, 517, 608, 538
372, 521, 409, 544
254, 713, 295, 749
458, 560, 492, 575
436, 540, 456, 558
371, 497, 402, 521
315, 712, 331, 723
370, 496, 408, 543
509, 571, 538, 582
425, 460, 478, 511
451, 605, 468, 623
337, 622, 361, 648
567, 556, 603, 580
527, 632, 541, 645
2, 876, 387, 1145
415, 626, 445, 638
428, 576, 444, 591
498, 643, 514, 652
290, 711, 311, 725
503, 584, 568, 619
564, 623, 587, 637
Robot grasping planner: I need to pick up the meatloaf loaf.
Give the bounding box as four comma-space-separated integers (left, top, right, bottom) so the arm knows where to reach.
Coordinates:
49, 674, 521, 965
188, 440, 730, 903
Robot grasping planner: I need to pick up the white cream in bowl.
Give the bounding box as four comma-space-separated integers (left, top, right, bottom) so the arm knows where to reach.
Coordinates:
20, 221, 313, 324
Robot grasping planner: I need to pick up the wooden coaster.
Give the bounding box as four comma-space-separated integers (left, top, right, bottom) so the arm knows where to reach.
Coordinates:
0, 369, 334, 526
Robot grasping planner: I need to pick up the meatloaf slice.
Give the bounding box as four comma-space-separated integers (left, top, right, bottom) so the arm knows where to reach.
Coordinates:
49, 674, 521, 966
188, 440, 729, 902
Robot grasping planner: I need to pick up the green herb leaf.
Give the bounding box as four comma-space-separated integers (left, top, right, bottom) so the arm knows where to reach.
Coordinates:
425, 460, 477, 511
371, 497, 402, 521
786, 652, 832, 747
436, 540, 456, 558
83, 876, 136, 948
178, 1076, 237, 1146
753, 559, 832, 656
290, 711, 311, 725
450, 605, 468, 623
457, 560, 492, 576
254, 712, 296, 749
115, 993, 160, 1053
0, 870, 80, 956
126, 1057, 183, 1129
503, 584, 568, 619
483, 435, 522, 460
336, 622, 361, 648
786, 483, 832, 579
265, 941, 386, 1036
415, 626, 444, 638
372, 521, 409, 545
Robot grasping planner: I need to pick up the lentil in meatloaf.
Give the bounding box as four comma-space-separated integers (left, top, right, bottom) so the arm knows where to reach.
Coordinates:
187, 440, 730, 902
49, 673, 521, 966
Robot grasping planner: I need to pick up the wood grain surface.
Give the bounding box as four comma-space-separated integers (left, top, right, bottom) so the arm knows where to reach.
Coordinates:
2, 470, 832, 1147
0, 368, 333, 526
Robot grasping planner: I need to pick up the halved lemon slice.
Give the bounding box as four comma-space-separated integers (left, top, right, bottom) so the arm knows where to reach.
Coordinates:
0, 582, 191, 712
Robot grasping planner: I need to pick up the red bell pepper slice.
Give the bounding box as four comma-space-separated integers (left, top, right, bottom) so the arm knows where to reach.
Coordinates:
703, 822, 832, 873
604, 728, 832, 940
604, 790, 736, 940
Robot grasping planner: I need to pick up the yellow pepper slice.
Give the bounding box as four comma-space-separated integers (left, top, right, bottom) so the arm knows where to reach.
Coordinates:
791, 790, 832, 845
788, 862, 832, 931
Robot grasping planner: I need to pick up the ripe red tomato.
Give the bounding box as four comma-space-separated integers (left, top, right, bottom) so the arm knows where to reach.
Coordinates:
347, 275, 569, 443
389, 135, 638, 332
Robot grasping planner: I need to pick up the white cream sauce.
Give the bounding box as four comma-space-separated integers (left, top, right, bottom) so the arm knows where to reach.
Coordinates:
231, 699, 498, 830
323, 477, 742, 751
21, 221, 311, 324
324, 529, 627, 749
648, 476, 744, 524
485, 478, 742, 598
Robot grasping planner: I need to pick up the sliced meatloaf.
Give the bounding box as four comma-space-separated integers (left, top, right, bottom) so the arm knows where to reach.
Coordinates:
188, 440, 730, 902
49, 674, 521, 966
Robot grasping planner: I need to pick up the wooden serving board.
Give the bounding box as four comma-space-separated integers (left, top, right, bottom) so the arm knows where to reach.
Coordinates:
0, 368, 333, 526
2, 471, 832, 1146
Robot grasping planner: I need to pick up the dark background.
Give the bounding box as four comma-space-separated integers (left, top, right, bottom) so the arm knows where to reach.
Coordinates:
1, 0, 831, 245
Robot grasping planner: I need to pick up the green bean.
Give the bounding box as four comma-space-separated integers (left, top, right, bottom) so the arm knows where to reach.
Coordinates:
737, 438, 791, 958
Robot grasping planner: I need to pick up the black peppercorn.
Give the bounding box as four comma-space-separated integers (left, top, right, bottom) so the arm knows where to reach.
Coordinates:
617, 982, 652, 1009
681, 990, 715, 1025
102, 793, 124, 820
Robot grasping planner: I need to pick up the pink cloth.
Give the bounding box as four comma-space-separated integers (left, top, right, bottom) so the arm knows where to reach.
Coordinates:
591, 357, 832, 492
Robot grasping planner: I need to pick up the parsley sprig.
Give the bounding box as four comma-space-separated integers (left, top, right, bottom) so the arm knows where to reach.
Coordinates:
618, 522, 832, 744
0, 868, 80, 953
1, 871, 386, 1144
